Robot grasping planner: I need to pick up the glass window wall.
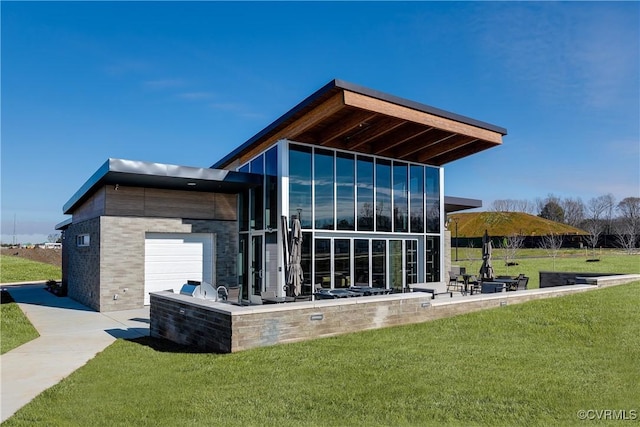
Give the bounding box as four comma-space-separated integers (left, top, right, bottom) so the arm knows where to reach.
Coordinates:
393, 162, 408, 232
315, 238, 331, 288
410, 165, 424, 233
334, 239, 351, 288
314, 149, 335, 230
426, 166, 440, 233
265, 146, 278, 230
376, 159, 392, 232
357, 156, 374, 231
354, 239, 369, 285
289, 145, 312, 228
336, 152, 355, 230
372, 239, 386, 288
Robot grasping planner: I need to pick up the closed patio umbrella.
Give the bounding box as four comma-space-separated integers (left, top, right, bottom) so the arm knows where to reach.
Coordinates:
281, 215, 290, 282
479, 229, 494, 280
286, 216, 304, 297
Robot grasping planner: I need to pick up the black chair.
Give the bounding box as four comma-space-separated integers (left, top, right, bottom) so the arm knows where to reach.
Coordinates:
516, 276, 529, 290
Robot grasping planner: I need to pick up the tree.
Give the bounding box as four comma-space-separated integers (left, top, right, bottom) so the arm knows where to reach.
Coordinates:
499, 233, 525, 273
539, 232, 563, 270
616, 197, 640, 252
561, 197, 585, 227
47, 233, 61, 243
490, 199, 535, 213
583, 195, 614, 255
539, 201, 565, 223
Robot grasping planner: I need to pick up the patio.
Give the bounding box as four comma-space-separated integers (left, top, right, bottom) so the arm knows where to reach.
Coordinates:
150, 273, 640, 353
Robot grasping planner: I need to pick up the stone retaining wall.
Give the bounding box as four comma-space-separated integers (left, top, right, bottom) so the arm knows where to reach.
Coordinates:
150, 277, 639, 353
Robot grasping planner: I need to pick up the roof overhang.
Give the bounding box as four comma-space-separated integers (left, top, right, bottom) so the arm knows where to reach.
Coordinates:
212, 79, 507, 169
63, 158, 262, 215
444, 196, 482, 213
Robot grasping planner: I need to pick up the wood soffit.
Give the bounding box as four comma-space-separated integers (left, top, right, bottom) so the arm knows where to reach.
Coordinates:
213, 80, 507, 168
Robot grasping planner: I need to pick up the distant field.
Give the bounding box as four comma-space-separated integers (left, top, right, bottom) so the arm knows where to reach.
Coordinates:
0, 255, 61, 283
452, 248, 640, 288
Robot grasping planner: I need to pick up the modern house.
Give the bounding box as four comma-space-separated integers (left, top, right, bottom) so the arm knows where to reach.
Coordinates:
58, 79, 507, 312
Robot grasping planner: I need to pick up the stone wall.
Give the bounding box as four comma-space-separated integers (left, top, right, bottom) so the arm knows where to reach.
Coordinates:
150, 282, 627, 353
65, 217, 101, 311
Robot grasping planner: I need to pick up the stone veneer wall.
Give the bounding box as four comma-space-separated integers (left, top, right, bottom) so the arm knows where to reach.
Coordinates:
66, 216, 237, 312
65, 217, 101, 311
150, 280, 640, 353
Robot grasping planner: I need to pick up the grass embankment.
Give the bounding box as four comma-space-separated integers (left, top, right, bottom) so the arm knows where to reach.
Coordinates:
0, 290, 39, 354
452, 249, 639, 288
1, 255, 61, 283
5, 282, 639, 426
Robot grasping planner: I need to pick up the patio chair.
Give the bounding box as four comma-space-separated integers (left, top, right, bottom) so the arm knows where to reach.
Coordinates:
447, 272, 463, 293
516, 276, 529, 290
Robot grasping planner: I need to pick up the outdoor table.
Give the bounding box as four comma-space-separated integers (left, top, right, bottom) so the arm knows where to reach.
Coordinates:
314, 289, 359, 299
262, 296, 296, 304
493, 278, 518, 291
461, 274, 475, 295
348, 286, 387, 296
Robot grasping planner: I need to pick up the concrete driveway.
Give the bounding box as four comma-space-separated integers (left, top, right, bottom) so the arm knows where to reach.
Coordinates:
0, 283, 149, 422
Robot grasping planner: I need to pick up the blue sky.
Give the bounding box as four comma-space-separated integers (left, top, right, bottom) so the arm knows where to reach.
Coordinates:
2, 1, 638, 243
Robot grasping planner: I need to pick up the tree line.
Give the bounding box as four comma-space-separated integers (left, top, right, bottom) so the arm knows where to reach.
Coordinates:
490, 194, 640, 253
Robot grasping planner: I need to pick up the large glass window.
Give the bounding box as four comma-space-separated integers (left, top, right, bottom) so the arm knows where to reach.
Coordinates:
425, 236, 440, 282
390, 240, 403, 292
357, 156, 374, 231
406, 240, 418, 286
314, 149, 335, 230
393, 162, 408, 232
354, 239, 369, 285
426, 166, 440, 233
301, 232, 312, 295
376, 159, 392, 232
372, 240, 386, 288
334, 239, 351, 288
336, 152, 355, 230
315, 238, 331, 288
289, 145, 312, 228
410, 165, 424, 233
250, 155, 264, 230
265, 146, 278, 230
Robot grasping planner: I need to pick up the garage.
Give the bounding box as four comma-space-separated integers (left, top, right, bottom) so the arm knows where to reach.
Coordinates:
144, 233, 214, 305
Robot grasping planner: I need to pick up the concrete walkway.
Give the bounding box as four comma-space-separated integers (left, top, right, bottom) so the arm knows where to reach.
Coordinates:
0, 283, 149, 423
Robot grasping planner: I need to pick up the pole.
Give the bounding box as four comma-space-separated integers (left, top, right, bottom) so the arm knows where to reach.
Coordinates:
454, 218, 459, 262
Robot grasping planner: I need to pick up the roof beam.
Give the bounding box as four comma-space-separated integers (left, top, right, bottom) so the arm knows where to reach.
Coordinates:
343, 90, 503, 145
317, 110, 380, 146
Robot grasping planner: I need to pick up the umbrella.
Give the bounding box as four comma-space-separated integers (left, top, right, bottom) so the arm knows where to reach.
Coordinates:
479, 229, 494, 280
281, 215, 290, 281
286, 216, 304, 297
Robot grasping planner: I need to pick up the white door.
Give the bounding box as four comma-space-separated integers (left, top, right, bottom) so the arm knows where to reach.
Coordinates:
144, 233, 214, 305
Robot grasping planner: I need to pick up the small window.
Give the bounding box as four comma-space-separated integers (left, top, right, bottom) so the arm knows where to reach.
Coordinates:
76, 234, 90, 247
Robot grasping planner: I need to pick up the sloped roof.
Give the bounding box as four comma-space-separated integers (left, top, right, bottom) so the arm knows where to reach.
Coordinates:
212, 79, 507, 169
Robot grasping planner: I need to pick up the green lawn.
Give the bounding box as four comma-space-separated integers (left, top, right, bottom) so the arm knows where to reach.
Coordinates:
4, 282, 639, 426
0, 255, 61, 283
0, 290, 39, 354
452, 249, 640, 288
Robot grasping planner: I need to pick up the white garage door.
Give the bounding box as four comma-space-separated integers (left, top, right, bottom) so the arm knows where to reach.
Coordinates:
144, 233, 214, 305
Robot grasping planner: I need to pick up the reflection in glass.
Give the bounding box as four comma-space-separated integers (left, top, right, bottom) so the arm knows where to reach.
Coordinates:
406, 240, 418, 286
390, 240, 403, 292
314, 149, 334, 230
289, 145, 312, 228
357, 156, 374, 231
301, 232, 312, 295
410, 165, 424, 233
315, 238, 331, 288
425, 236, 440, 282
376, 159, 392, 232
336, 152, 355, 230
334, 239, 351, 288
265, 146, 278, 229
250, 155, 264, 230
372, 240, 386, 288
393, 162, 408, 232
355, 239, 369, 286
426, 166, 440, 233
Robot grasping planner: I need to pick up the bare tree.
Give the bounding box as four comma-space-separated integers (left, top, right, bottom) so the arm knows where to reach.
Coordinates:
499, 233, 525, 273
613, 219, 637, 254
561, 197, 585, 227
539, 232, 563, 270
616, 197, 640, 252
490, 199, 535, 213
584, 195, 614, 255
